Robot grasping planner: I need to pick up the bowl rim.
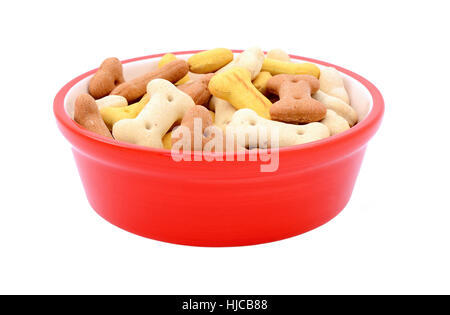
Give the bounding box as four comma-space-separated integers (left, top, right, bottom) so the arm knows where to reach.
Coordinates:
54, 49, 384, 157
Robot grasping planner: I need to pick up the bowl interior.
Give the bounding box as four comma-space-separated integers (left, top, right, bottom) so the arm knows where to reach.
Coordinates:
64, 52, 373, 124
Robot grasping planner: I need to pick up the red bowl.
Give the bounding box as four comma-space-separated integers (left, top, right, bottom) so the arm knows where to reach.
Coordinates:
54, 50, 384, 247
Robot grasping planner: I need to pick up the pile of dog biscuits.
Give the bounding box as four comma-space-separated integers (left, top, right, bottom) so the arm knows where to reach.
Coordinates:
73, 47, 358, 151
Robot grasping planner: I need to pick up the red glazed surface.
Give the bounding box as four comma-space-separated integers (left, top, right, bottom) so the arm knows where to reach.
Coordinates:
54, 50, 384, 247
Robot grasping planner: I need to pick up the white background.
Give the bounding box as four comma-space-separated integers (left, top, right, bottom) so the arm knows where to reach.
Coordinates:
0, 0, 449, 295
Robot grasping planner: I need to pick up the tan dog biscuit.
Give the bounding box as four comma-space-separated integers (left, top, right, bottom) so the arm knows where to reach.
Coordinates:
312, 90, 358, 126
210, 97, 236, 130
112, 79, 195, 148
267, 74, 327, 124
95, 95, 128, 110
88, 57, 125, 99
111, 59, 189, 103
319, 67, 350, 104
74, 94, 113, 138
321, 110, 350, 136
228, 109, 330, 148
178, 73, 214, 105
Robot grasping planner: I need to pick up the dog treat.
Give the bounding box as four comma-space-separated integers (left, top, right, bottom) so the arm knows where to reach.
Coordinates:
209, 97, 236, 130
188, 48, 234, 74
111, 59, 189, 103
312, 90, 358, 126
228, 109, 330, 148
95, 95, 128, 110
209, 47, 265, 124
171, 105, 215, 151
252, 71, 273, 95
209, 47, 266, 127
162, 131, 172, 150
74, 94, 113, 138
320, 110, 350, 136
262, 58, 320, 78
113, 79, 195, 148
158, 53, 190, 85
267, 74, 327, 124
319, 67, 350, 104
209, 67, 272, 119
88, 57, 125, 99
218, 47, 264, 80
178, 73, 214, 105
100, 94, 150, 129
267, 49, 291, 62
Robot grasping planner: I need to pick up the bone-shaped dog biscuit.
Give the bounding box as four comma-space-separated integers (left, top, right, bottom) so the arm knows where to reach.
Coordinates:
112, 79, 195, 148
321, 110, 350, 136
209, 47, 265, 125
88, 57, 125, 99
312, 90, 358, 126
267, 74, 327, 124
74, 94, 113, 138
171, 105, 215, 151
210, 97, 237, 130
111, 59, 189, 103
95, 95, 128, 110
188, 48, 234, 73
319, 67, 350, 104
208, 67, 272, 119
100, 94, 150, 129
178, 73, 214, 105
227, 109, 330, 148
262, 58, 320, 78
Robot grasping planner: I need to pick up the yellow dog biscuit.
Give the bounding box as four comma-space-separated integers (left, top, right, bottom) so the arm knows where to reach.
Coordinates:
100, 94, 150, 130
208, 67, 271, 119
252, 71, 272, 95
262, 58, 320, 78
188, 48, 233, 74
210, 47, 266, 130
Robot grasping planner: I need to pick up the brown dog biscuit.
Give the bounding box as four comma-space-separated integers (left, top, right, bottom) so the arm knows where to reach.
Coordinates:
266, 74, 327, 123
88, 57, 125, 99
74, 94, 113, 138
111, 59, 189, 103
178, 73, 214, 106
172, 105, 214, 151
